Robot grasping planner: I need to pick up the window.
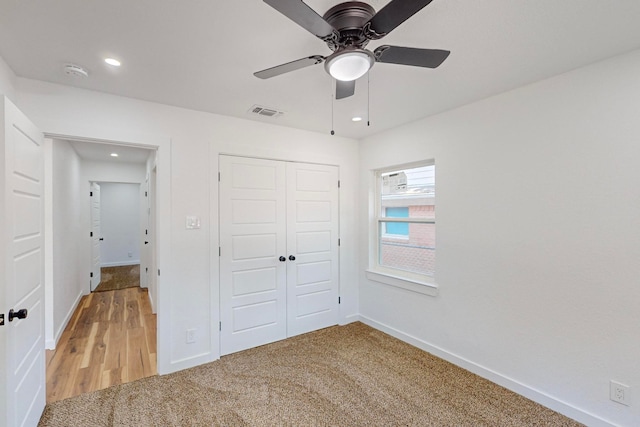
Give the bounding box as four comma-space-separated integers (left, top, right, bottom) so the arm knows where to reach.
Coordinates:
369, 162, 436, 291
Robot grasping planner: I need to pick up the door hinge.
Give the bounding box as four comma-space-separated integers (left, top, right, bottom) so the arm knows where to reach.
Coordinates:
90, 191, 93, 197
90, 231, 93, 237
0, 313, 5, 326
219, 321, 222, 331
219, 247, 221, 257
338, 296, 341, 304
90, 272, 93, 278
145, 229, 148, 235
145, 267, 148, 273
218, 172, 221, 182
338, 238, 340, 246
145, 191, 148, 197
158, 269, 160, 276
338, 180, 340, 188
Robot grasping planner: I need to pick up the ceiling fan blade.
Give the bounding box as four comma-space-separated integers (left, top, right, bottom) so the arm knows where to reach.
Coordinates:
336, 79, 355, 100
264, 0, 337, 40
365, 0, 434, 39
254, 55, 325, 79
374, 46, 450, 68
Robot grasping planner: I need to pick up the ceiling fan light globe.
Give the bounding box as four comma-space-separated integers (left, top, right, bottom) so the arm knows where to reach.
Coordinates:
326, 50, 374, 81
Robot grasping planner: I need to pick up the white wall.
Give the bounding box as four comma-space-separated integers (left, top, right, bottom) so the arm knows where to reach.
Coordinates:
99, 182, 141, 266
15, 78, 360, 374
0, 55, 16, 102
49, 139, 84, 348
359, 49, 640, 427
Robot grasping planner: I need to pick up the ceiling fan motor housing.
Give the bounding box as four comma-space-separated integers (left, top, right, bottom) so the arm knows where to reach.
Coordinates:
323, 1, 375, 50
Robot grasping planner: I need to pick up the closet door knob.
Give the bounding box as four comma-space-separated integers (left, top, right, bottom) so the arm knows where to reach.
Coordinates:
279, 256, 286, 262
8, 308, 28, 322
289, 255, 296, 261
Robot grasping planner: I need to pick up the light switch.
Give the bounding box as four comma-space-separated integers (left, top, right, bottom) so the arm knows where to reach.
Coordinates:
186, 215, 201, 229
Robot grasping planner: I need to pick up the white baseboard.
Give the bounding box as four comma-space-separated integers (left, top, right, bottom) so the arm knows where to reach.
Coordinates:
101, 260, 140, 267
359, 315, 613, 427
340, 313, 361, 326
158, 352, 213, 376
47, 290, 84, 350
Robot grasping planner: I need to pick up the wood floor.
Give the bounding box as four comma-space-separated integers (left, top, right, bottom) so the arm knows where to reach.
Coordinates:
46, 286, 157, 403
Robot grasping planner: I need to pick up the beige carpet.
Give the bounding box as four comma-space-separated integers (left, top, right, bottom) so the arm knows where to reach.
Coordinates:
94, 265, 140, 292
38, 322, 582, 426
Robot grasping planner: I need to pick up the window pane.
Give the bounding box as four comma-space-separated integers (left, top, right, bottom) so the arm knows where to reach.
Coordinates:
379, 222, 435, 276
386, 221, 409, 235
384, 207, 409, 235
381, 165, 435, 220
386, 207, 408, 217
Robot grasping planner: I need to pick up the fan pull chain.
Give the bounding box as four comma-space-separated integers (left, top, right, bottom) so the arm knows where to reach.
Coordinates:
331, 79, 335, 135
367, 72, 370, 127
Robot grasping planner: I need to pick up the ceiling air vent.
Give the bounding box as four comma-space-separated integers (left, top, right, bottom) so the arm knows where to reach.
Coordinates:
248, 105, 284, 118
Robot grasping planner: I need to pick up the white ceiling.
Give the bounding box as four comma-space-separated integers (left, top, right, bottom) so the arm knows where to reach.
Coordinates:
1, 0, 640, 139
69, 140, 152, 164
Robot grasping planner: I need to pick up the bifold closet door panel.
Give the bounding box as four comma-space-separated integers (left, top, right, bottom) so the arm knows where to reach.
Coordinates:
219, 156, 287, 355
286, 162, 340, 337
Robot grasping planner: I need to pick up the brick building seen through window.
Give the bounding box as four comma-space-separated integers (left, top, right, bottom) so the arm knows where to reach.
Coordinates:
378, 164, 435, 277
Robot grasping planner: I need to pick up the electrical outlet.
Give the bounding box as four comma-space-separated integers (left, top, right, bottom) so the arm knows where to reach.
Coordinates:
610, 380, 630, 406
186, 329, 196, 344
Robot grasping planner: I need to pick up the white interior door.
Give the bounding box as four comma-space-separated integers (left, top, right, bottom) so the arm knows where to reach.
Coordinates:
219, 156, 287, 355
90, 182, 101, 291
219, 156, 340, 355
149, 167, 157, 312
140, 177, 149, 288
0, 97, 46, 426
286, 162, 339, 337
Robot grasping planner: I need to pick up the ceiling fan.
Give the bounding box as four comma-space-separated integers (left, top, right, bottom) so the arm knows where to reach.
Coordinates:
254, 0, 450, 99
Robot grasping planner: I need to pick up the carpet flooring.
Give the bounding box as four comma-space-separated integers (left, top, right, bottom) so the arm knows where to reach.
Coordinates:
38, 322, 583, 426
94, 265, 140, 292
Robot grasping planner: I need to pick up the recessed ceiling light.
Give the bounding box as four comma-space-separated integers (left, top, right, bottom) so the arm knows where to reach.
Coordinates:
110, 153, 119, 157
352, 116, 363, 122
105, 58, 121, 67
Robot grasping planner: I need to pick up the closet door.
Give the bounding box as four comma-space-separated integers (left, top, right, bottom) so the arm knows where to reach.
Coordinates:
219, 156, 287, 355
286, 162, 339, 337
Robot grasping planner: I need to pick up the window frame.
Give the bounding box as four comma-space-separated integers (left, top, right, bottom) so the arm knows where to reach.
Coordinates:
367, 160, 438, 296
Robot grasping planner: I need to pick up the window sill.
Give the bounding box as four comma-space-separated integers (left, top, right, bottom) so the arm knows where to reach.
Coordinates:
365, 270, 438, 297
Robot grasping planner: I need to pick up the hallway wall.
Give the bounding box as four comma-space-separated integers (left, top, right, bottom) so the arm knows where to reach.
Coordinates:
99, 182, 141, 267
48, 139, 84, 348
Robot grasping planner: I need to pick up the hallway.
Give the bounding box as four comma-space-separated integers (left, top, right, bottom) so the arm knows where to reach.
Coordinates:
45, 287, 156, 403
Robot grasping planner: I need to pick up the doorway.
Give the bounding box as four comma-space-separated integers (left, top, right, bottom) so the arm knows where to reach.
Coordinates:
90, 181, 143, 293
45, 138, 160, 402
